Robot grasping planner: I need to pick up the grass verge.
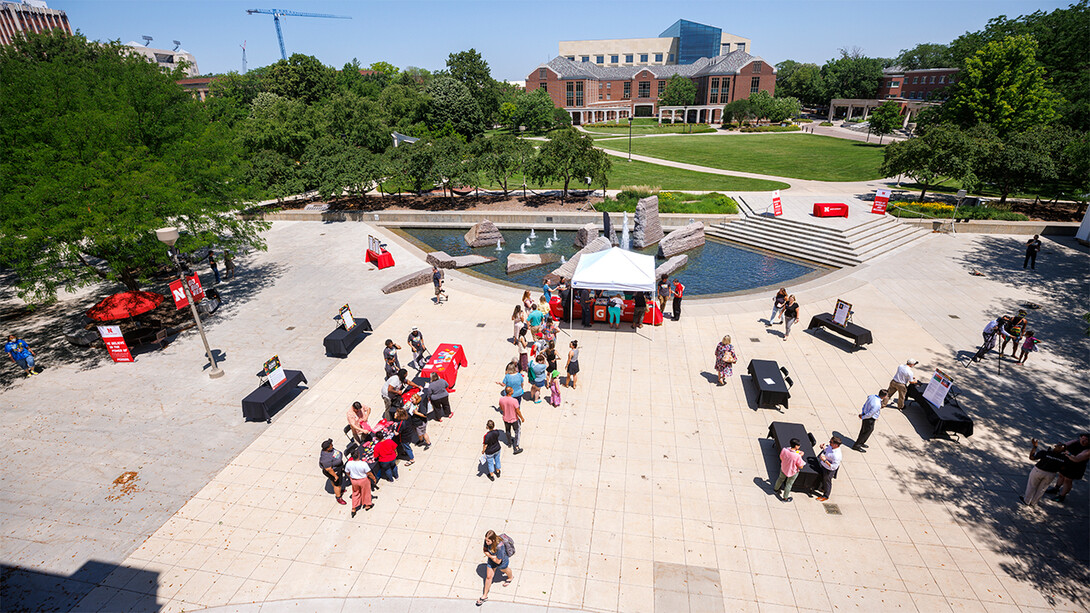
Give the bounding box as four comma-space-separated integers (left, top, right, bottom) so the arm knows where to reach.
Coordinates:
598, 189, 739, 214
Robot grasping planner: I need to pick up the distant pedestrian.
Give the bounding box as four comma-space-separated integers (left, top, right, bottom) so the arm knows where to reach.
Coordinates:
408, 397, 432, 451
782, 295, 799, 340
773, 438, 807, 502
408, 327, 428, 370
500, 386, 525, 454
671, 278, 685, 321
477, 530, 513, 606
1017, 331, 1039, 365
853, 390, 888, 452
499, 362, 525, 404
815, 436, 842, 502
713, 335, 737, 386
373, 431, 399, 482
1048, 433, 1089, 503
423, 372, 452, 421
482, 420, 502, 481
345, 447, 376, 516
767, 288, 788, 326
515, 328, 530, 373
384, 355, 399, 379
974, 315, 1008, 361
433, 266, 446, 303
384, 339, 402, 369
545, 340, 558, 374
223, 249, 235, 279
1021, 438, 1066, 506
392, 408, 416, 465
542, 279, 555, 303
558, 278, 572, 320
529, 354, 548, 403
886, 359, 918, 409
522, 290, 535, 313
548, 373, 562, 407
580, 288, 594, 328
631, 291, 647, 329
5, 334, 37, 378
511, 306, 525, 343
208, 251, 220, 284
527, 304, 545, 336
657, 274, 670, 315
318, 439, 347, 506
565, 340, 580, 389
1023, 235, 1042, 270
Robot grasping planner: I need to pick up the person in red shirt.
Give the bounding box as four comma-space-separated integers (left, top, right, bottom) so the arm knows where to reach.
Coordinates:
374, 431, 399, 482
499, 387, 526, 455
671, 278, 685, 321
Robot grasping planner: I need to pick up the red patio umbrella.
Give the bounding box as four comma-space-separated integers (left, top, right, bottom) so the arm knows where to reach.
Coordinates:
87, 291, 165, 321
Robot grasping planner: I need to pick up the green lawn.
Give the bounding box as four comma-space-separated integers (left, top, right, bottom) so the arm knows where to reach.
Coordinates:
596, 134, 887, 181
460, 159, 786, 192
583, 123, 716, 137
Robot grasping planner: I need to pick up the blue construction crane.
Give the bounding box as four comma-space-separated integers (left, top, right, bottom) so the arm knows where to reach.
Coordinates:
246, 8, 351, 60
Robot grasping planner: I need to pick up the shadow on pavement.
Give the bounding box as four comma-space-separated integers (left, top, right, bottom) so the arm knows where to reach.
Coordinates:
1, 561, 159, 613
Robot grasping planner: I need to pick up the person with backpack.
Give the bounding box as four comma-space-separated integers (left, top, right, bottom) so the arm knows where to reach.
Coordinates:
477, 530, 514, 606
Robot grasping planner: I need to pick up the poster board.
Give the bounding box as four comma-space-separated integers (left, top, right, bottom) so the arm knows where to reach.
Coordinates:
338, 304, 356, 331
832, 299, 852, 326
923, 368, 952, 407
772, 190, 783, 216
367, 235, 382, 254
97, 325, 133, 363
264, 355, 287, 389
872, 188, 891, 215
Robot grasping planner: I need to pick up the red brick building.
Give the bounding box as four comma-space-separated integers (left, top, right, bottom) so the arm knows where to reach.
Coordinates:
526, 50, 776, 125
878, 67, 958, 101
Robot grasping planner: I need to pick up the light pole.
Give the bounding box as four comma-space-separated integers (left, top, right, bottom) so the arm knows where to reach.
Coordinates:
627, 116, 633, 161
156, 227, 224, 379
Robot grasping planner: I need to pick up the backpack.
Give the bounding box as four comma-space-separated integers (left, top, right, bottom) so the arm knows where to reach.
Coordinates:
499, 533, 515, 557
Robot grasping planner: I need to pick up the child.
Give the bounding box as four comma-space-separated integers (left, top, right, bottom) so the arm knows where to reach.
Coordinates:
1018, 331, 1039, 364
548, 371, 562, 407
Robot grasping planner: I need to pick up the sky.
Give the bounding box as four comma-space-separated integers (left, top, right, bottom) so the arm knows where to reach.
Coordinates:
52, 0, 1071, 81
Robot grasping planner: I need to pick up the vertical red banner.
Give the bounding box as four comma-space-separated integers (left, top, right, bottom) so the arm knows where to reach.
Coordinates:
772, 190, 783, 216
98, 325, 133, 363
168, 275, 205, 309
872, 189, 891, 214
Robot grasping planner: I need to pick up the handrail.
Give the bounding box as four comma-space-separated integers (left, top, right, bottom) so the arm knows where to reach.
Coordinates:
887, 202, 958, 234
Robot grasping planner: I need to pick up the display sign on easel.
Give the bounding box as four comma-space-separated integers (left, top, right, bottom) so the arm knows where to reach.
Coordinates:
367, 235, 382, 254
832, 299, 852, 326
923, 368, 952, 407
264, 355, 287, 389
337, 304, 356, 331
98, 325, 133, 363
772, 190, 783, 216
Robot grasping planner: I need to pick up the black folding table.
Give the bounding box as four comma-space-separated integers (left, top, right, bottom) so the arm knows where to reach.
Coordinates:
767, 421, 821, 494
907, 383, 973, 437
748, 359, 791, 409
807, 313, 873, 350
323, 318, 372, 358
242, 370, 308, 422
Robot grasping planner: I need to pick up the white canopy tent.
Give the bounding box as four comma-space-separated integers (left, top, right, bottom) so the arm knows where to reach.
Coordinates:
569, 248, 656, 336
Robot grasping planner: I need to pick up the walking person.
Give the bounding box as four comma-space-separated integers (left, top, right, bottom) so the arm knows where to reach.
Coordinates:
208, 251, 220, 284
5, 334, 37, 378
482, 420, 502, 481
499, 387, 525, 454
815, 436, 842, 502
1017, 330, 1039, 365
528, 354, 548, 403
433, 266, 446, 303
423, 372, 452, 420
607, 293, 624, 329
782, 295, 799, 340
498, 362, 525, 404
713, 335, 737, 386
657, 274, 670, 316
407, 327, 428, 370
631, 291, 647, 329
1023, 234, 1042, 270
345, 447, 377, 516
223, 249, 235, 280
853, 390, 888, 452
886, 359, 918, 410
1021, 438, 1066, 506
373, 431, 400, 482
767, 288, 788, 326
318, 439, 347, 506
565, 340, 580, 389
1047, 433, 1089, 503
773, 438, 807, 502
671, 278, 685, 321
476, 530, 513, 606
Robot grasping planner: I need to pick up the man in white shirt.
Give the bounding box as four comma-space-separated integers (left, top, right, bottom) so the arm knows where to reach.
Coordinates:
381, 369, 408, 420
886, 359, 919, 410
816, 436, 842, 502
975, 316, 1008, 362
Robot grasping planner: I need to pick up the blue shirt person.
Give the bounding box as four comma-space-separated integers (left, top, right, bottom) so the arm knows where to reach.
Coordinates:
853, 390, 889, 451
5, 335, 36, 377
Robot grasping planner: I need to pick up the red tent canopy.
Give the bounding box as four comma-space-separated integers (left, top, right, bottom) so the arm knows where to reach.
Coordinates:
87, 291, 165, 321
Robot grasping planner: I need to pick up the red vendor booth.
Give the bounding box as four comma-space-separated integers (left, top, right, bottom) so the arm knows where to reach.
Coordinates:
813, 203, 849, 218
549, 295, 663, 326
365, 234, 396, 269
420, 343, 468, 391
551, 247, 664, 330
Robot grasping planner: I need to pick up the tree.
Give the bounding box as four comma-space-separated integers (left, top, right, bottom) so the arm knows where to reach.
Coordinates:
446, 48, 500, 124
821, 50, 885, 100
0, 31, 267, 302
774, 60, 825, 106
432, 136, 470, 200
527, 128, 611, 197
943, 35, 1061, 136
893, 43, 954, 70
425, 76, 485, 139
470, 135, 534, 195
302, 140, 377, 200
265, 53, 337, 103
504, 87, 558, 133
368, 61, 399, 79
971, 124, 1061, 205
659, 74, 696, 107
388, 140, 439, 194
722, 99, 754, 126
880, 123, 977, 200
868, 100, 902, 143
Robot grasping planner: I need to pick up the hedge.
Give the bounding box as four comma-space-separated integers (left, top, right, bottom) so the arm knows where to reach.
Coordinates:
888, 202, 1029, 221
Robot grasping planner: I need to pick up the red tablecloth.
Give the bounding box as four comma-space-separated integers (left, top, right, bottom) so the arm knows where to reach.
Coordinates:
813, 203, 849, 218
549, 296, 663, 326
420, 343, 467, 391
366, 249, 396, 269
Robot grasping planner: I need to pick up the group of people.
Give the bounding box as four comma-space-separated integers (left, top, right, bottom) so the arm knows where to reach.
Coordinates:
767, 287, 801, 340
976, 310, 1040, 364
1022, 432, 1088, 506
206, 249, 235, 285
512, 291, 577, 393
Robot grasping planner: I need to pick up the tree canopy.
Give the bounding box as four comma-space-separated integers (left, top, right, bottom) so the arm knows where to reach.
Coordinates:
527, 128, 611, 197
659, 74, 696, 106
820, 50, 886, 100
773, 60, 825, 106
867, 100, 903, 143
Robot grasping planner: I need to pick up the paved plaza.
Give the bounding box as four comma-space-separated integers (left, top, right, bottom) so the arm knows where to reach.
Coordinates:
3, 219, 1083, 612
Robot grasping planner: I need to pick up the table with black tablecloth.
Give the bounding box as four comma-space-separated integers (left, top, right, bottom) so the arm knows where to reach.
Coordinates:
323, 318, 372, 358
807, 312, 873, 350
748, 359, 791, 409
242, 370, 307, 422
907, 383, 973, 437
767, 421, 821, 494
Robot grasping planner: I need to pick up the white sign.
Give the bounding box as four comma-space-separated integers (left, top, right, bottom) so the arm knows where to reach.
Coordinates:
923, 368, 952, 407
763, 378, 776, 385
833, 299, 852, 326
267, 366, 287, 390
339, 304, 355, 331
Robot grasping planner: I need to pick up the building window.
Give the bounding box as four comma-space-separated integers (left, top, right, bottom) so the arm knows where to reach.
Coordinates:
737, 43, 746, 53
709, 77, 719, 104
581, 56, 590, 63
566, 82, 574, 107
929, 76, 936, 84
566, 56, 574, 61
606, 82, 611, 89
623, 82, 631, 99
611, 54, 619, 64
599, 91, 603, 100
891, 80, 900, 87
938, 76, 945, 84
638, 81, 650, 98
607, 93, 611, 100
912, 76, 919, 84
722, 79, 730, 101
753, 61, 761, 73
539, 68, 547, 79
626, 54, 633, 63
750, 76, 760, 94
657, 80, 666, 95
668, 54, 674, 63
655, 53, 663, 62
541, 83, 547, 92
575, 81, 583, 106
596, 55, 604, 64
641, 53, 649, 63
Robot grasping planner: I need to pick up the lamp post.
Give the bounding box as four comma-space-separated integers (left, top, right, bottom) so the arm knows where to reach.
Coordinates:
627, 116, 633, 161
156, 227, 224, 379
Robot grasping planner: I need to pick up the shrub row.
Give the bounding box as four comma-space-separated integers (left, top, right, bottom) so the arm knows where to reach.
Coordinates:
739, 125, 801, 133
599, 189, 739, 214
888, 202, 1028, 221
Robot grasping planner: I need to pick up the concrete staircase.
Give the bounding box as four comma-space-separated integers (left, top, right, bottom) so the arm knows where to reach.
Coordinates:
707, 197, 929, 268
